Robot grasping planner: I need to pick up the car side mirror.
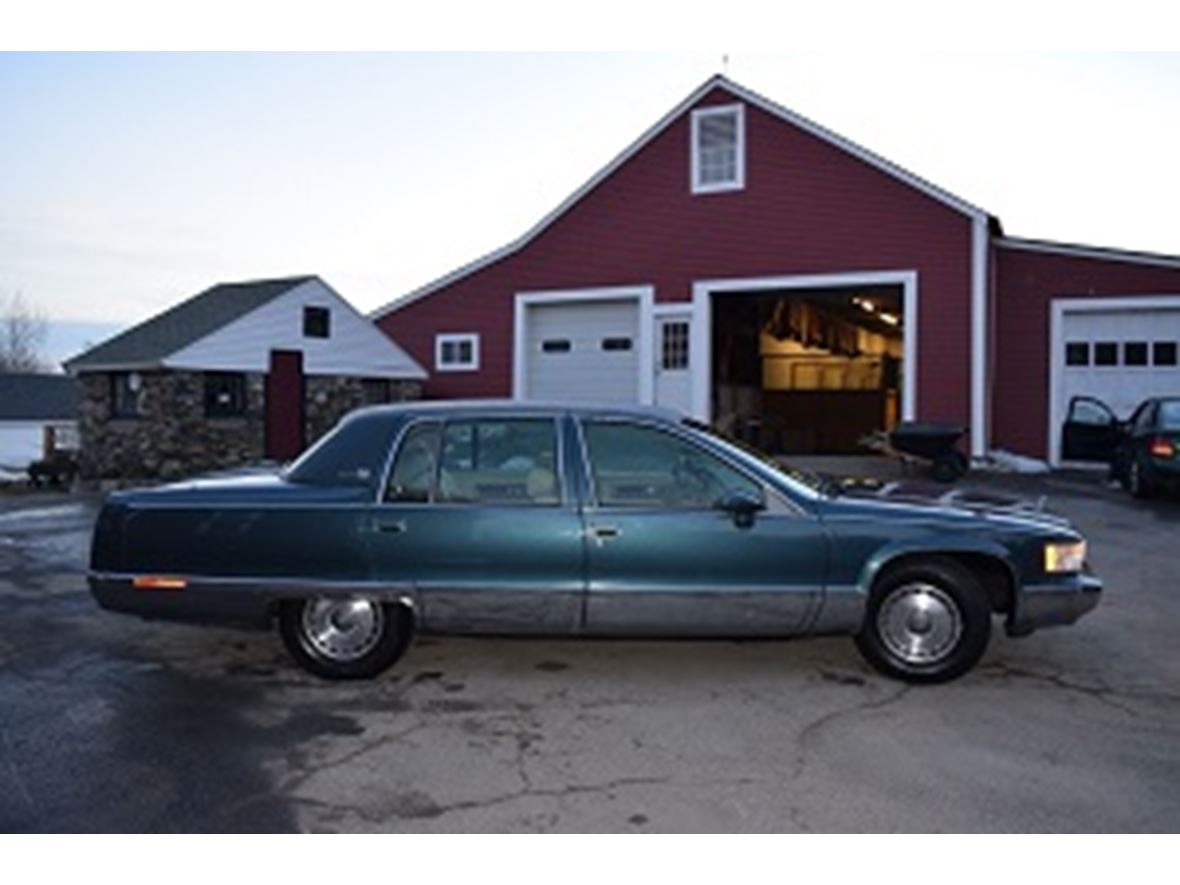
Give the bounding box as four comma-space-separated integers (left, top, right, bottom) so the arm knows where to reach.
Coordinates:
715, 490, 766, 529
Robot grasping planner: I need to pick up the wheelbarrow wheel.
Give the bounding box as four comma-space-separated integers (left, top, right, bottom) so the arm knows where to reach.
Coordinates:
931, 451, 968, 483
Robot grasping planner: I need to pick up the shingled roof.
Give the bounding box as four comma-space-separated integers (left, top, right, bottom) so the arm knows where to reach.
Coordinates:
0, 374, 79, 421
64, 276, 316, 372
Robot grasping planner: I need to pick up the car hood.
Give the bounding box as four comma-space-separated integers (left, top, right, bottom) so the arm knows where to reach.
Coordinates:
824, 477, 1076, 535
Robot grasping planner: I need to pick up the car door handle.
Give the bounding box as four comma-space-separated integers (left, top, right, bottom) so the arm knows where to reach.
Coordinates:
588, 525, 621, 546
374, 518, 407, 534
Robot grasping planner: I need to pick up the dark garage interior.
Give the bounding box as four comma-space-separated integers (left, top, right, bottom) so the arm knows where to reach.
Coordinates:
711, 284, 904, 454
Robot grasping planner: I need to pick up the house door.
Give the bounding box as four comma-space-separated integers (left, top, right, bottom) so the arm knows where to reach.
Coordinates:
266, 349, 305, 461
654, 313, 693, 416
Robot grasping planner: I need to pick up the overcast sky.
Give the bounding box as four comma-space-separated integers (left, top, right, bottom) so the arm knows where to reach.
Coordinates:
2, 52, 1179, 361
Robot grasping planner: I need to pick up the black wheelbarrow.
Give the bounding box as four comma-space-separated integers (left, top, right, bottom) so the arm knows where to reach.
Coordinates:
860, 421, 969, 483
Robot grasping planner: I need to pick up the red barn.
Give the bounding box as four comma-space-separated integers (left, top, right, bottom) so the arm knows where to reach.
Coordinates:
373, 75, 1180, 465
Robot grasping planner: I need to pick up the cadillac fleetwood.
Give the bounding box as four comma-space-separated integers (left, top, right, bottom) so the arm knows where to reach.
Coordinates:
89, 402, 1101, 683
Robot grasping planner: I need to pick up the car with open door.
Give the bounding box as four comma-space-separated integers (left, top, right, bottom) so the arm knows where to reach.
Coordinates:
1109, 397, 1180, 497
1060, 395, 1126, 464
88, 401, 1102, 684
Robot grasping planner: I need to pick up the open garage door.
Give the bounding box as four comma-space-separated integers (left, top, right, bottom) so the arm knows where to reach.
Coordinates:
708, 281, 909, 454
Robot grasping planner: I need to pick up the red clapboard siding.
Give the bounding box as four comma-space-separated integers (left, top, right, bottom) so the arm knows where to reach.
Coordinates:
378, 85, 975, 427
992, 245, 1180, 458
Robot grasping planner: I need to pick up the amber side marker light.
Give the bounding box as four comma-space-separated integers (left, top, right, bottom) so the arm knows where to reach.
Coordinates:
1148, 437, 1175, 458
132, 576, 188, 591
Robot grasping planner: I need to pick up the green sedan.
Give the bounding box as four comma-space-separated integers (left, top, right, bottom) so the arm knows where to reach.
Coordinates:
89, 402, 1101, 683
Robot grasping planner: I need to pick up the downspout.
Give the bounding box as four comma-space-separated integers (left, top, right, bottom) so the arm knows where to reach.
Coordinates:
970, 215, 989, 460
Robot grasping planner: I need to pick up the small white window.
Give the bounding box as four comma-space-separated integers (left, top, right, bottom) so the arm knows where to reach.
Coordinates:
435, 333, 480, 372
691, 104, 745, 194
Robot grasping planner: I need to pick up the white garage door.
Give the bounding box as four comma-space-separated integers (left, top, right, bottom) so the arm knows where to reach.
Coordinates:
523, 300, 640, 403
1058, 300, 1180, 423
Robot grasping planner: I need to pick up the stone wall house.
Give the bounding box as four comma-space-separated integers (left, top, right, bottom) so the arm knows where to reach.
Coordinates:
65, 276, 425, 482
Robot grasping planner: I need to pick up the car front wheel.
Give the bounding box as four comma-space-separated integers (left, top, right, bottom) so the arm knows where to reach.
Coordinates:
854, 558, 992, 684
279, 596, 412, 680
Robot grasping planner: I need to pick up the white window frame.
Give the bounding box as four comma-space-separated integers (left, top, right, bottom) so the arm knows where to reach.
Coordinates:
691, 103, 745, 195
435, 332, 480, 373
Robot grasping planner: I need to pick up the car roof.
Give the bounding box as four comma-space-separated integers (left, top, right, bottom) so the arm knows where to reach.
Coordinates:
353, 399, 686, 424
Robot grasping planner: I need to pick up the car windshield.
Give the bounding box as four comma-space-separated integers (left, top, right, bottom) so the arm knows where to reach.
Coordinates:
682, 419, 829, 495
285, 413, 397, 488
1160, 401, 1180, 430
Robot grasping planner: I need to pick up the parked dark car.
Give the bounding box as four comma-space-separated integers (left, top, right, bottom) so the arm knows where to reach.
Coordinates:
89, 402, 1101, 684
1112, 397, 1180, 497
1060, 395, 1180, 497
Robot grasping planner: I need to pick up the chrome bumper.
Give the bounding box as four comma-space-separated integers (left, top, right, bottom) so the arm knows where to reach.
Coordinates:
1007, 572, 1102, 637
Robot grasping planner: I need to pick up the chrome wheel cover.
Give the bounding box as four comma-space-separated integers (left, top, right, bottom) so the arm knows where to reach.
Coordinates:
301, 597, 385, 662
877, 582, 963, 665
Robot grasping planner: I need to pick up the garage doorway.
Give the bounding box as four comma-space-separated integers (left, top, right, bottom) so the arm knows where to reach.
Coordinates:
694, 272, 916, 455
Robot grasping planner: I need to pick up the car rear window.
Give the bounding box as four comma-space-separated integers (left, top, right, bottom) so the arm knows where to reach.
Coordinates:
1160, 401, 1180, 430
285, 412, 398, 488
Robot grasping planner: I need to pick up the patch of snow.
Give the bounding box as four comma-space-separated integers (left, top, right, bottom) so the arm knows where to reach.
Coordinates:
982, 449, 1051, 474
0, 503, 87, 524
0, 467, 28, 484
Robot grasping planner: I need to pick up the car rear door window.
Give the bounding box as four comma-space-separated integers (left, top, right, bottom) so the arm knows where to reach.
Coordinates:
583, 421, 761, 509
437, 419, 560, 506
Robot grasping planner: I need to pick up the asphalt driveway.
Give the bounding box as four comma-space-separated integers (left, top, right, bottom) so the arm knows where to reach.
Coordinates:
1, 474, 1178, 832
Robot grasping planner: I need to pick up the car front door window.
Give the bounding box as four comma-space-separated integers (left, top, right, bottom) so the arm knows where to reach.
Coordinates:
582, 421, 761, 510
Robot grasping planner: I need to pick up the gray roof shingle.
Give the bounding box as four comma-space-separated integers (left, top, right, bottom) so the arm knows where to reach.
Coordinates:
0, 373, 79, 421
64, 275, 316, 372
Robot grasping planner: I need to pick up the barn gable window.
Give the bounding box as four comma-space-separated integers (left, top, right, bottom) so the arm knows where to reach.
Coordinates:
691, 104, 745, 194
436, 333, 480, 372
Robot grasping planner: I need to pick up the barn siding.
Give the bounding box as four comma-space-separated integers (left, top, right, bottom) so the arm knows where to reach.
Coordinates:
378, 86, 976, 429
992, 246, 1180, 458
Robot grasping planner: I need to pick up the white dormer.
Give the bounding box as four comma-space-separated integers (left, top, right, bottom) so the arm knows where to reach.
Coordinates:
691, 103, 745, 194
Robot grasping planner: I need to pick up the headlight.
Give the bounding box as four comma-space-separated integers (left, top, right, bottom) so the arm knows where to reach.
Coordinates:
1044, 540, 1086, 574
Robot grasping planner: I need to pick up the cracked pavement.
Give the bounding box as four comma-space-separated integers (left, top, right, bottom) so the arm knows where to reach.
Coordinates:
1, 475, 1179, 832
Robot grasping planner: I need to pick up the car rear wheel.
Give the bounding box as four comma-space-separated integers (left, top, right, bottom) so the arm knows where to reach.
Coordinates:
279, 596, 412, 680
854, 558, 992, 684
